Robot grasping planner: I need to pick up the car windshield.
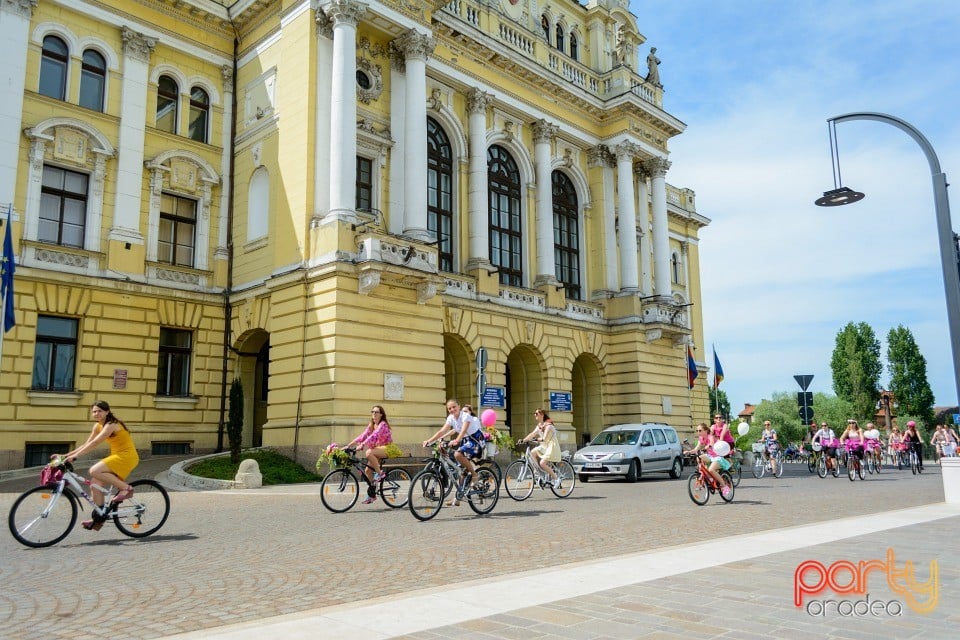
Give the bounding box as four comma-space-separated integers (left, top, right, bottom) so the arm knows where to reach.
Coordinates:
591, 431, 640, 446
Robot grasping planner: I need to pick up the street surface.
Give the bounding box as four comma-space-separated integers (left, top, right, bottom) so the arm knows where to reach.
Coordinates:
0, 459, 946, 640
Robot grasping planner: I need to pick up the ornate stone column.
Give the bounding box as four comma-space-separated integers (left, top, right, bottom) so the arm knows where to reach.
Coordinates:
110, 26, 156, 245
533, 119, 559, 286
325, 0, 366, 223
615, 142, 639, 292
588, 145, 617, 292
0, 0, 36, 209
466, 88, 492, 269
393, 29, 435, 241
634, 163, 652, 296
646, 156, 672, 298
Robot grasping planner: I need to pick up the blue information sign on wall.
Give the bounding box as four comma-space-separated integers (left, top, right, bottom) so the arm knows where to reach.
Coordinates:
550, 391, 572, 412
481, 386, 505, 408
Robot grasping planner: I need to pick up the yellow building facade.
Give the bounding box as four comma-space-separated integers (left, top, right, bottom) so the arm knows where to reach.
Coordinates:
0, 0, 709, 471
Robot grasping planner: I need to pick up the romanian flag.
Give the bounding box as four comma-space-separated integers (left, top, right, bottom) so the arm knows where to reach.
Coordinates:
687, 345, 698, 389
713, 347, 724, 389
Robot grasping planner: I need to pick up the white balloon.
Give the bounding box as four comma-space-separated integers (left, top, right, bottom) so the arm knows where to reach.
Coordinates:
712, 441, 731, 457
737, 422, 750, 436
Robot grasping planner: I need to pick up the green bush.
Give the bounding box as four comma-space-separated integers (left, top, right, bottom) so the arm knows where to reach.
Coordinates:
187, 449, 323, 485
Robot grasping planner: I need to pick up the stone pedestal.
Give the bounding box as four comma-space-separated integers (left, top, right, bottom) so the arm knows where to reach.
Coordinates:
235, 459, 263, 489
941, 457, 960, 504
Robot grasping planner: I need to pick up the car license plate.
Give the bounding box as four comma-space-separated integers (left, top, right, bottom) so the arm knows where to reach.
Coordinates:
585, 463, 602, 469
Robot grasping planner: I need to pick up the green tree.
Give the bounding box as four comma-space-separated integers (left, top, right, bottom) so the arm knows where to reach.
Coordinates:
830, 322, 882, 421
887, 325, 935, 425
709, 388, 731, 421
228, 378, 244, 463
751, 392, 806, 445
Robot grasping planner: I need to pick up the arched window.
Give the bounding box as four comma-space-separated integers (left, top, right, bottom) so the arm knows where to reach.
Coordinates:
540, 16, 550, 43
156, 75, 179, 133
487, 145, 522, 287
188, 86, 209, 143
39, 35, 69, 100
552, 171, 580, 300
427, 117, 454, 272
555, 25, 565, 52
79, 50, 106, 111
247, 167, 269, 242
671, 252, 681, 284
570, 33, 579, 61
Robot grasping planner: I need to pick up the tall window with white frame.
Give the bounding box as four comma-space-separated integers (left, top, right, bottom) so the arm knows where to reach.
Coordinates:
487, 145, 523, 287
356, 156, 373, 211
32, 316, 78, 391
157, 328, 192, 397
158, 193, 196, 267
79, 50, 106, 111
555, 25, 564, 51
39, 166, 87, 248
427, 117, 454, 272
39, 35, 68, 100
188, 86, 209, 143
156, 75, 179, 133
552, 170, 581, 300
570, 33, 579, 61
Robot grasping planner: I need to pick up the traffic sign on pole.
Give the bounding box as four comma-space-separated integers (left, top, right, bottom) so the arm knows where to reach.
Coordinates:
794, 374, 814, 391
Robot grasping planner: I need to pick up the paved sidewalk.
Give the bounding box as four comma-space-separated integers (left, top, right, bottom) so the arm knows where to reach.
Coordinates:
159, 502, 960, 640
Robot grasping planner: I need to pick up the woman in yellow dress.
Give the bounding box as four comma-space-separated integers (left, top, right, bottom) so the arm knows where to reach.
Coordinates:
63, 400, 140, 530
519, 408, 562, 487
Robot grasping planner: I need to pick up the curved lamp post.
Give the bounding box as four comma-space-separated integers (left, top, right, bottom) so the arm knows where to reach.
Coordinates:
815, 112, 960, 409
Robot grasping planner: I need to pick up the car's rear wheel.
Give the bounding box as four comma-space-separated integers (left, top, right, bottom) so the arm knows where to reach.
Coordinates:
625, 459, 639, 483
669, 457, 683, 479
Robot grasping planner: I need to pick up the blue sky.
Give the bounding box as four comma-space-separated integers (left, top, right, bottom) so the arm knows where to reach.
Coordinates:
630, 1, 960, 413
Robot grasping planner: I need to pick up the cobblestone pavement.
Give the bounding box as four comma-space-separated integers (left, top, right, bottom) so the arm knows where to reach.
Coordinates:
0, 459, 948, 640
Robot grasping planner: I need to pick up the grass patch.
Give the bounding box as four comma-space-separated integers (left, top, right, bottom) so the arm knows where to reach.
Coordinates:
186, 449, 323, 485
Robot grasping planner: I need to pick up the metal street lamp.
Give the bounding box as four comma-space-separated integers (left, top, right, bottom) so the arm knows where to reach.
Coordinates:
815, 112, 960, 410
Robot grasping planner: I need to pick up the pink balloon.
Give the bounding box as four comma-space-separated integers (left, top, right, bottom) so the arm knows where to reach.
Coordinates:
481, 409, 497, 427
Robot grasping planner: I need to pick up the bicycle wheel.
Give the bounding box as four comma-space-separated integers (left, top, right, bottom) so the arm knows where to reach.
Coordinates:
817, 456, 828, 478
807, 454, 817, 474
549, 460, 576, 498
875, 453, 882, 473
848, 457, 856, 481
856, 458, 865, 480
720, 471, 735, 503
752, 455, 765, 479
911, 452, 918, 475
409, 470, 444, 521
504, 460, 535, 501
866, 456, 875, 474
730, 458, 742, 487
774, 453, 785, 478
466, 468, 499, 515
321, 469, 359, 513
478, 459, 502, 488
380, 468, 411, 508
9, 486, 78, 548
832, 457, 841, 477
687, 472, 709, 505
113, 480, 170, 538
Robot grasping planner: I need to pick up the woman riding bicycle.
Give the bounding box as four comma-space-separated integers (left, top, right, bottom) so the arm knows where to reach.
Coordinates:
519, 408, 561, 486
903, 421, 925, 471
839, 419, 865, 466
759, 421, 780, 477
684, 422, 732, 497
347, 405, 393, 505
61, 400, 139, 531
812, 421, 838, 474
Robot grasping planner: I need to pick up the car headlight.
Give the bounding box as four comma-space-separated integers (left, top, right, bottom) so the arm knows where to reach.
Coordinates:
609, 452, 623, 461
573, 453, 585, 462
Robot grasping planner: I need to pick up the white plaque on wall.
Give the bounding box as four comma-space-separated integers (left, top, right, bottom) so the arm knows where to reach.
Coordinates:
384, 374, 404, 401
662, 396, 673, 415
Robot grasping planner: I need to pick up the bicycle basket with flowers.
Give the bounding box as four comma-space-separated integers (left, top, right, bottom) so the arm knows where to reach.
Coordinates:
483, 427, 514, 457
317, 444, 351, 471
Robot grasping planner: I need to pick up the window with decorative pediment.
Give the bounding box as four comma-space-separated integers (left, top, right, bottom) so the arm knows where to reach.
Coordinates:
488, 145, 523, 287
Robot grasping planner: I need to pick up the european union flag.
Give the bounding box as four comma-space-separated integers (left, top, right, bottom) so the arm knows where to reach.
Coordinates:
1, 205, 15, 333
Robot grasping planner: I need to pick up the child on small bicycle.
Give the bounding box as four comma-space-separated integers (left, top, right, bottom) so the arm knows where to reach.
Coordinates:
61, 401, 139, 531
519, 408, 561, 486
684, 422, 732, 497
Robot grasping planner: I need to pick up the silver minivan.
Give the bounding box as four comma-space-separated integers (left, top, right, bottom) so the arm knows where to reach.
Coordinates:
572, 423, 684, 482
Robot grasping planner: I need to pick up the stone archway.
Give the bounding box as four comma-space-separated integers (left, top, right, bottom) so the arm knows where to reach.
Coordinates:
234, 329, 269, 448
443, 333, 474, 406
572, 354, 603, 448
505, 345, 545, 441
